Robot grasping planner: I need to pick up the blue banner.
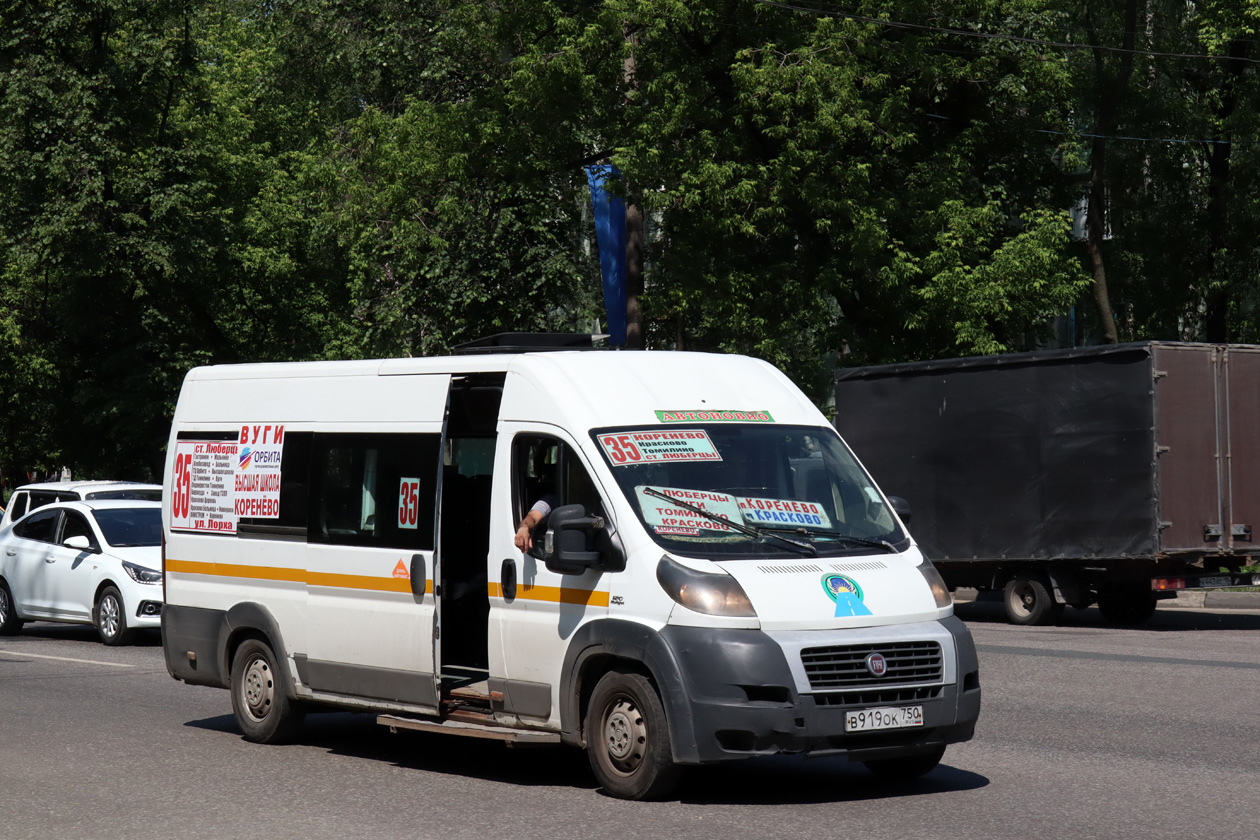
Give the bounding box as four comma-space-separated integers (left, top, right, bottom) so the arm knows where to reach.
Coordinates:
585, 164, 627, 346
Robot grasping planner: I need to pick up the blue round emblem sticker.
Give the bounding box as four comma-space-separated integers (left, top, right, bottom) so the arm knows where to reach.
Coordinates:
821, 573, 873, 617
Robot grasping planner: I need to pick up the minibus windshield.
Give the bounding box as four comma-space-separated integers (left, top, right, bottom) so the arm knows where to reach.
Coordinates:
591, 424, 907, 558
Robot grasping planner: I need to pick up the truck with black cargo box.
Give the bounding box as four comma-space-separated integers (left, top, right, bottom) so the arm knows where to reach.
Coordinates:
833, 341, 1260, 625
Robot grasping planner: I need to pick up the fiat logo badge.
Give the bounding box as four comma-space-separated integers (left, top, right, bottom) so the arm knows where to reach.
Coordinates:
865, 653, 888, 677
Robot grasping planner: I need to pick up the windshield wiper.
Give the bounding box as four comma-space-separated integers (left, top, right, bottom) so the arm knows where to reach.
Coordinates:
756, 525, 900, 554
826, 533, 900, 554
642, 487, 817, 556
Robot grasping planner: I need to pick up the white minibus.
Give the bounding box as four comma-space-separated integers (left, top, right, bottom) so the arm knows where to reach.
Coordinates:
161, 342, 980, 799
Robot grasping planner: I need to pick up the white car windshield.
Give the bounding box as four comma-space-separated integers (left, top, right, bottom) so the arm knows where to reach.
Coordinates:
591, 424, 907, 558
92, 508, 163, 547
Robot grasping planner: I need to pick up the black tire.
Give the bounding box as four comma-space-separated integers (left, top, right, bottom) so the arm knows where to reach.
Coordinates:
585, 671, 681, 800
230, 638, 305, 744
864, 745, 947, 781
95, 585, 134, 645
1097, 584, 1157, 625
0, 581, 23, 635
1003, 576, 1062, 626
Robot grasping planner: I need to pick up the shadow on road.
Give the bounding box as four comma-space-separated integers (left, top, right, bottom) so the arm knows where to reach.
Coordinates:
185, 709, 988, 803
956, 600, 1260, 631
679, 756, 988, 804
13, 622, 162, 646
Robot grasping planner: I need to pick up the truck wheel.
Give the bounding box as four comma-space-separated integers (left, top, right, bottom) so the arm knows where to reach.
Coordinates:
864, 745, 947, 781
0, 582, 23, 635
1097, 585, 1157, 625
1003, 577, 1062, 626
230, 638, 305, 744
585, 671, 681, 800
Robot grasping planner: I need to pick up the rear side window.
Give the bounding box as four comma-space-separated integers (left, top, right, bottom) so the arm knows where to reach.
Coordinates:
309, 433, 441, 551
27, 492, 60, 513
7, 492, 29, 521
15, 509, 60, 543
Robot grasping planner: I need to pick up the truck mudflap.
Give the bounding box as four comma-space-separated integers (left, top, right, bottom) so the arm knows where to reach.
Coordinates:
653, 616, 980, 764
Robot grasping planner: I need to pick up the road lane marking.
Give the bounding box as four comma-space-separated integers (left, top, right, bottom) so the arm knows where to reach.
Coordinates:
0, 649, 133, 668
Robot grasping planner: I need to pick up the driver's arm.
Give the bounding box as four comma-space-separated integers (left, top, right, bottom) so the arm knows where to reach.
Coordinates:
514, 508, 546, 551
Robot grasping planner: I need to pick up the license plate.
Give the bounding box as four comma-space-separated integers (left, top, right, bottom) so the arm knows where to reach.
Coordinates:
1201, 576, 1231, 588
845, 705, 924, 733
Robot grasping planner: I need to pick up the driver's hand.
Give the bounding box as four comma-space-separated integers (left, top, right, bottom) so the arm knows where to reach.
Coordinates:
514, 525, 532, 552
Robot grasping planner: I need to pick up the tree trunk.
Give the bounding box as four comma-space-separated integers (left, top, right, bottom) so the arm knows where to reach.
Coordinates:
1086, 139, 1119, 344
1084, 0, 1139, 344
1203, 39, 1248, 344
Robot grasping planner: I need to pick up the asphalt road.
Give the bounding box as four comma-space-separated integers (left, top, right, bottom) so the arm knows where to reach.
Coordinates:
2, 602, 1258, 840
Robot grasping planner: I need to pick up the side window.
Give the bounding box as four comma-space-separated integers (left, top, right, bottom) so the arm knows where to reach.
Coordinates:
59, 512, 98, 550
8, 492, 28, 520
513, 436, 605, 525
27, 492, 58, 514
309, 433, 440, 550
15, 509, 60, 543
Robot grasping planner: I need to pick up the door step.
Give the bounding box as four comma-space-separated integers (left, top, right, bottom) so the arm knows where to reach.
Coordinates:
377, 714, 561, 744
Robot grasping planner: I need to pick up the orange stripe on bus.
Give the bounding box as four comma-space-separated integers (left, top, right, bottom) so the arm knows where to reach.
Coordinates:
165, 558, 304, 583
165, 558, 428, 594
487, 581, 609, 607
165, 558, 600, 605
306, 572, 414, 593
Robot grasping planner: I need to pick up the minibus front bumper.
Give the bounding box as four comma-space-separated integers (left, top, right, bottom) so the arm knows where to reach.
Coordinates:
654, 616, 981, 764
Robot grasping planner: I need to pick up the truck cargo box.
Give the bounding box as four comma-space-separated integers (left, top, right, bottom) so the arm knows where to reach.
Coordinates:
833, 342, 1260, 623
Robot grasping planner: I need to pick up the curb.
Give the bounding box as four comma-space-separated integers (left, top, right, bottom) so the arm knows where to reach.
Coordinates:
1164, 590, 1260, 610
954, 587, 1260, 610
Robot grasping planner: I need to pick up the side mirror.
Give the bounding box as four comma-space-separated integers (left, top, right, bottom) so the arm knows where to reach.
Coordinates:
887, 496, 912, 524
544, 504, 604, 576
63, 535, 96, 552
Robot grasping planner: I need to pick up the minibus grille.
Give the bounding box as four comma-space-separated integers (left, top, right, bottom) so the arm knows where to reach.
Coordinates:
812, 685, 942, 707
801, 641, 943, 690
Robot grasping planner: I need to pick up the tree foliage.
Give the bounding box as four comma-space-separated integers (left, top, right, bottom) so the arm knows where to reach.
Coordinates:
0, 0, 1256, 480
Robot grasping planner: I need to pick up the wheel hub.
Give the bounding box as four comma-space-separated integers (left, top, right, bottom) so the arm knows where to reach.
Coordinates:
603, 698, 647, 772
1010, 582, 1034, 615
243, 657, 274, 720
99, 596, 119, 637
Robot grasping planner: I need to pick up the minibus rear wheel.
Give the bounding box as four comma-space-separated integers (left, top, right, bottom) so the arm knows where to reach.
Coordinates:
585, 670, 681, 800
231, 638, 305, 744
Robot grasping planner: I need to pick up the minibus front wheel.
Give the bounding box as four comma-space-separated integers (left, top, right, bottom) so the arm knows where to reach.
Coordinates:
586, 670, 681, 800
231, 638, 305, 744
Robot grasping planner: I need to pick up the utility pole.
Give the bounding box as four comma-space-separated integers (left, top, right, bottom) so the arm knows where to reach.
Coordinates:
623, 30, 645, 349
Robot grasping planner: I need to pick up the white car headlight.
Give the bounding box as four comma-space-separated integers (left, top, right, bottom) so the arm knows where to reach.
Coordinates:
123, 561, 162, 585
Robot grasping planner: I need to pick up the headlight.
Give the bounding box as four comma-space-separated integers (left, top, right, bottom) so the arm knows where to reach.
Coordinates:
918, 558, 953, 608
123, 561, 163, 585
656, 555, 756, 617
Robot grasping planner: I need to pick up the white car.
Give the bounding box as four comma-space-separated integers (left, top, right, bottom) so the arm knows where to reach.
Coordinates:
0, 481, 162, 531
0, 500, 164, 645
